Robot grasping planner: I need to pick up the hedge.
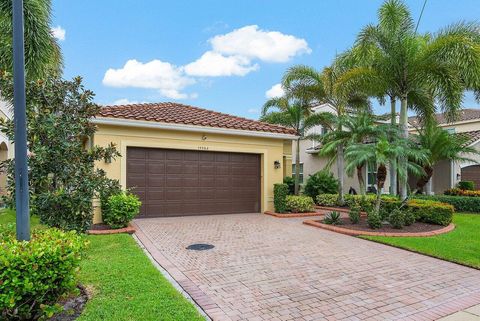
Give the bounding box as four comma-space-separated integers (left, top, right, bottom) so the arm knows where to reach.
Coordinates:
407, 199, 454, 226
285, 195, 315, 213
273, 184, 289, 213
414, 194, 480, 213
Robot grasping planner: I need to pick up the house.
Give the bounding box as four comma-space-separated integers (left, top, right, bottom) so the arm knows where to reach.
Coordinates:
0, 100, 13, 195
293, 105, 480, 195
92, 102, 296, 223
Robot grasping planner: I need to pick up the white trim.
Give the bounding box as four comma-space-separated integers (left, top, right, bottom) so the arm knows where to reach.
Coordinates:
0, 99, 12, 120
92, 117, 298, 140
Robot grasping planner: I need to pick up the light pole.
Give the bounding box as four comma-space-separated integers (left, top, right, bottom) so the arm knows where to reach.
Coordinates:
12, 0, 30, 241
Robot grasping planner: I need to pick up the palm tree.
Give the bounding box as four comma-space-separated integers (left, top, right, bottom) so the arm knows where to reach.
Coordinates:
345, 126, 427, 214
413, 121, 479, 194
261, 96, 328, 195
0, 0, 62, 78
337, 0, 480, 200
282, 62, 368, 204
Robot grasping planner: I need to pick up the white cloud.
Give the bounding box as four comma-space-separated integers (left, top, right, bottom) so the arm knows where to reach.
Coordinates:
210, 25, 311, 63
103, 59, 195, 99
247, 108, 259, 114
111, 98, 139, 105
265, 83, 285, 98
184, 51, 258, 77
51, 26, 66, 41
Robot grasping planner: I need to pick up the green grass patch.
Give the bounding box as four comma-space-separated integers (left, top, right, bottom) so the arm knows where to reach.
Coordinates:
362, 213, 480, 269
78, 234, 205, 321
0, 208, 41, 226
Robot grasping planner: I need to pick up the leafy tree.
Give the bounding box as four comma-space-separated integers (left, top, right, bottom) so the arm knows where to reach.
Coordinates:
0, 0, 62, 78
0, 74, 120, 231
345, 126, 427, 214
338, 0, 480, 199
413, 121, 479, 194
261, 96, 328, 195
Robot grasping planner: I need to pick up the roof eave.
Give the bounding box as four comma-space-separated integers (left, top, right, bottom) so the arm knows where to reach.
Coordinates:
92, 117, 299, 140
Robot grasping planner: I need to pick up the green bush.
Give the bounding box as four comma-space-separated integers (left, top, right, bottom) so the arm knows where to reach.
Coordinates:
324, 211, 342, 225
103, 193, 142, 229
316, 194, 338, 206
0, 226, 87, 320
348, 206, 361, 224
388, 209, 405, 229
404, 209, 416, 226
414, 194, 480, 213
407, 199, 454, 226
100, 178, 122, 219
285, 195, 315, 213
283, 176, 295, 195
273, 184, 289, 213
367, 211, 382, 229
458, 180, 475, 191
303, 170, 339, 198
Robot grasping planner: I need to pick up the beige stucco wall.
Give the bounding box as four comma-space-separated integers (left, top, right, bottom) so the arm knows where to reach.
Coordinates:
92, 124, 292, 223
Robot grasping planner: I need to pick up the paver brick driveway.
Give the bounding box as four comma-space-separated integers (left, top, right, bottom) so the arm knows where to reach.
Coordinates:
133, 214, 480, 321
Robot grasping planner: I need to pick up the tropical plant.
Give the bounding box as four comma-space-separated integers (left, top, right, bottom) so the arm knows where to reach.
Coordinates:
0, 0, 62, 78
281, 62, 369, 203
338, 0, 480, 199
348, 205, 361, 224
324, 211, 342, 225
261, 96, 328, 195
413, 121, 479, 194
303, 170, 339, 198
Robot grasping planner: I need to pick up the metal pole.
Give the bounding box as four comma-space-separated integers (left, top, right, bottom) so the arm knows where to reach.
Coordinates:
12, 0, 30, 241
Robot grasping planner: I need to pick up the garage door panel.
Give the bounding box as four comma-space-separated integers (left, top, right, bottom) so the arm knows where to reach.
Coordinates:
127, 147, 260, 218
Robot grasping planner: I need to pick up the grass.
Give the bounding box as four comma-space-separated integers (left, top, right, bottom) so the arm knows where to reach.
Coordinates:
362, 213, 480, 269
0, 210, 205, 321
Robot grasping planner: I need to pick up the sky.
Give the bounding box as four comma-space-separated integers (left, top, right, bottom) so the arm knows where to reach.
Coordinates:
51, 0, 480, 119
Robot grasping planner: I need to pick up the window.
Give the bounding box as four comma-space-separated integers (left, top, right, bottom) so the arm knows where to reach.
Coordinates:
367, 162, 377, 191
446, 128, 456, 134
321, 126, 329, 135
292, 163, 304, 183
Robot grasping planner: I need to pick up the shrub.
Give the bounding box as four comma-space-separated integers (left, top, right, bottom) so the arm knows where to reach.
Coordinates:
324, 211, 342, 225
414, 194, 480, 213
348, 206, 361, 224
283, 176, 295, 195
285, 195, 315, 213
404, 209, 416, 226
388, 209, 405, 229
103, 193, 142, 229
444, 188, 480, 197
0, 226, 87, 320
367, 211, 382, 229
273, 183, 289, 213
458, 180, 475, 191
100, 178, 122, 218
316, 194, 338, 207
303, 170, 339, 198
407, 199, 454, 226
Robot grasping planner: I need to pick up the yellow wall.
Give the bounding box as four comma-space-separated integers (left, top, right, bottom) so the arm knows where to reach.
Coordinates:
93, 124, 292, 223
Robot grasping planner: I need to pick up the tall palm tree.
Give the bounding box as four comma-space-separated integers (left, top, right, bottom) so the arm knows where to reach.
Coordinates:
413, 121, 479, 194
338, 0, 480, 200
282, 62, 368, 204
345, 126, 427, 214
0, 0, 62, 79
261, 96, 329, 195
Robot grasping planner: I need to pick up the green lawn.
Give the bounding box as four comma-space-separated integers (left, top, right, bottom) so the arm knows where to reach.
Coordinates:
363, 213, 480, 269
0, 210, 205, 321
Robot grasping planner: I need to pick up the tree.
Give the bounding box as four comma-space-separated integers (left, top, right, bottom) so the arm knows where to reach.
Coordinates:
338, 0, 480, 199
261, 96, 328, 195
0, 74, 120, 231
413, 121, 479, 194
282, 62, 369, 204
345, 126, 427, 214
0, 0, 62, 78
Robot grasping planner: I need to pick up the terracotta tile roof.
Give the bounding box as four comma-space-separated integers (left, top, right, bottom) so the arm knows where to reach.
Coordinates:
409, 108, 480, 126
455, 130, 480, 146
98, 102, 297, 135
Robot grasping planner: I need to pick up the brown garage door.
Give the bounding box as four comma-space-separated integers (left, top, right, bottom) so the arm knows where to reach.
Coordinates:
127, 147, 261, 218
461, 165, 480, 190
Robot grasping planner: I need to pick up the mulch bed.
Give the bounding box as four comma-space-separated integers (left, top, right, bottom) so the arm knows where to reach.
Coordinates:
304, 217, 455, 237
87, 223, 135, 235
49, 285, 89, 321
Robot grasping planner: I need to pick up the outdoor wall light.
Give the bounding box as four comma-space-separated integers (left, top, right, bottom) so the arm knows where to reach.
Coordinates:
274, 160, 281, 169
201, 135, 207, 141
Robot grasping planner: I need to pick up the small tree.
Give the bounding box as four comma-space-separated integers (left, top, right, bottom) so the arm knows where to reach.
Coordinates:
0, 74, 120, 231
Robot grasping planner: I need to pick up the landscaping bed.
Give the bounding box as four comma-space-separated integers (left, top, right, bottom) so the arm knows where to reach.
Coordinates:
87, 223, 135, 235
264, 210, 323, 218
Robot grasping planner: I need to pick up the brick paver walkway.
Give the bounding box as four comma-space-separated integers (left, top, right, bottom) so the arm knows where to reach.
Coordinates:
133, 214, 480, 321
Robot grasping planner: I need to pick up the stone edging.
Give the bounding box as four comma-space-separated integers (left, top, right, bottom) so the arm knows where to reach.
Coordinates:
264, 211, 323, 218
303, 220, 455, 237
86, 224, 136, 235
315, 206, 367, 216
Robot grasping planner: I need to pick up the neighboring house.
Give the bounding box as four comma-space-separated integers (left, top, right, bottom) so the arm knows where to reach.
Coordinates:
293, 105, 480, 195
92, 102, 296, 223
0, 100, 13, 196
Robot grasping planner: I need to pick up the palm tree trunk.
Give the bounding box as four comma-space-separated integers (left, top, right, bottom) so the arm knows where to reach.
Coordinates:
357, 164, 365, 195
375, 164, 387, 214
337, 143, 344, 205
389, 97, 397, 196
399, 96, 409, 200
415, 165, 433, 194
294, 138, 301, 195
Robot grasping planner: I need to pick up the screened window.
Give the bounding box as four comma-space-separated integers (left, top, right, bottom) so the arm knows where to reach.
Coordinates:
292, 163, 304, 183
367, 162, 377, 190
